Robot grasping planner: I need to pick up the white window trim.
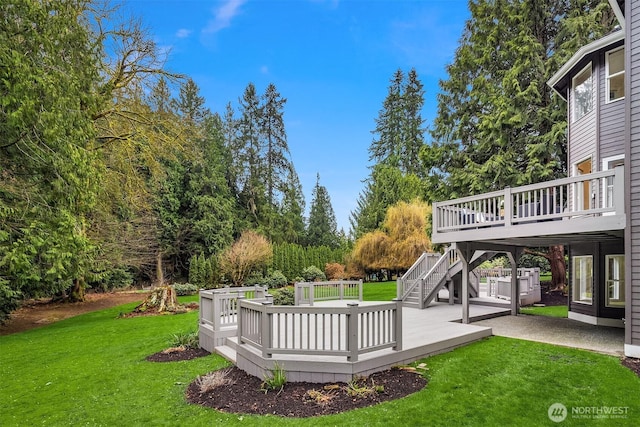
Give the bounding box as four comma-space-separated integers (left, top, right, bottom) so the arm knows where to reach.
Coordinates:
572, 255, 593, 305
572, 156, 593, 213
605, 254, 625, 308
602, 154, 624, 215
605, 46, 625, 104
572, 62, 594, 122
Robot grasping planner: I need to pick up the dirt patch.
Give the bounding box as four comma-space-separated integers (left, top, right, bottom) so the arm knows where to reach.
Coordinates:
119, 302, 199, 318
538, 288, 568, 307
186, 366, 428, 417
0, 291, 148, 336
146, 347, 211, 362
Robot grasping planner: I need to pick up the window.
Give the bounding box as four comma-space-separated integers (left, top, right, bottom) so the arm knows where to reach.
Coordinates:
572, 256, 593, 304
606, 47, 624, 102
602, 155, 624, 211
573, 64, 593, 121
605, 255, 625, 307
574, 158, 592, 211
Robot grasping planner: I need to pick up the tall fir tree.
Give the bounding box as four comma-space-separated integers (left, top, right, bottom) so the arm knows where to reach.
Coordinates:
352, 68, 427, 237
423, 0, 615, 289
306, 174, 339, 248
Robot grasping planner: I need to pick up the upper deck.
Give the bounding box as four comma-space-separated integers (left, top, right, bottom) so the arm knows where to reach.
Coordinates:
431, 166, 626, 247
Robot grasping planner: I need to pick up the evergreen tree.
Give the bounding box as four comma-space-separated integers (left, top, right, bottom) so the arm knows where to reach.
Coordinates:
236, 83, 265, 226
0, 0, 103, 309
423, 0, 615, 289
424, 0, 615, 200
402, 69, 426, 176
306, 174, 339, 248
352, 68, 427, 237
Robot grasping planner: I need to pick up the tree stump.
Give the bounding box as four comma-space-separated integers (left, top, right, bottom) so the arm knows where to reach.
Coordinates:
133, 286, 178, 313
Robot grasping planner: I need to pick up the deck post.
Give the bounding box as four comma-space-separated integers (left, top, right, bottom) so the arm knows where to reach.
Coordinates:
358, 279, 363, 301
236, 296, 245, 343
393, 298, 403, 351
448, 280, 455, 305
507, 249, 522, 316
347, 302, 359, 362
503, 187, 512, 227
456, 243, 471, 324
261, 301, 272, 358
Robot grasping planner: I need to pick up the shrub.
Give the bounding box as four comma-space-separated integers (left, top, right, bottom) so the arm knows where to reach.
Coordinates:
325, 263, 346, 280
0, 279, 20, 325
263, 270, 288, 289
271, 287, 295, 305
196, 368, 234, 394
302, 265, 326, 282
172, 283, 199, 296
168, 330, 199, 349
219, 230, 273, 286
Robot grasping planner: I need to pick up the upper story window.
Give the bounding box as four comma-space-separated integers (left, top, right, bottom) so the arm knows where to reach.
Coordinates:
606, 47, 625, 102
572, 63, 593, 122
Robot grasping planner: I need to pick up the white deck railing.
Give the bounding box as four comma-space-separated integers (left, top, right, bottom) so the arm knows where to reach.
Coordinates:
396, 252, 441, 299
237, 299, 403, 362
432, 166, 625, 238
294, 280, 363, 305
199, 286, 271, 329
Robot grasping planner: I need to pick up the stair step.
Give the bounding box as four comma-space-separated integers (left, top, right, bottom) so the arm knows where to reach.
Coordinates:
214, 345, 237, 363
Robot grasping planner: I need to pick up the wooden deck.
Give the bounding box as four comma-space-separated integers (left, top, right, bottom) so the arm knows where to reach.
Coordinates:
431, 166, 625, 247
215, 302, 510, 383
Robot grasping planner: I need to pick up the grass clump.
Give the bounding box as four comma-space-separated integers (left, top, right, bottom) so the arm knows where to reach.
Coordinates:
344, 376, 384, 398
169, 330, 199, 349
196, 368, 234, 394
261, 362, 287, 394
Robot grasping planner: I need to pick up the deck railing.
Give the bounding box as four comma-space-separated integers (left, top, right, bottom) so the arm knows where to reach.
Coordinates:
432, 166, 625, 238
200, 286, 271, 330
294, 280, 363, 306
237, 299, 403, 362
396, 252, 441, 299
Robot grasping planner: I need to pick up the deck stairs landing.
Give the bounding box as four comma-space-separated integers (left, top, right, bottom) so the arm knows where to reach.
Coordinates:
398, 246, 497, 309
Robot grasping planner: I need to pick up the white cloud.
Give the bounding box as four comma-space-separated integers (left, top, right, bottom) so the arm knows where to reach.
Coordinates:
202, 0, 246, 34
176, 29, 192, 38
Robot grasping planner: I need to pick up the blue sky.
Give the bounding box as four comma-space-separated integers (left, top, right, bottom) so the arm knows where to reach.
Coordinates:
118, 0, 471, 232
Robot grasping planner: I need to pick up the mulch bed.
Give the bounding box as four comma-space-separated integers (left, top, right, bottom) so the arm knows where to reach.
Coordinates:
185, 366, 428, 417
146, 347, 211, 362
621, 357, 640, 378
119, 302, 199, 318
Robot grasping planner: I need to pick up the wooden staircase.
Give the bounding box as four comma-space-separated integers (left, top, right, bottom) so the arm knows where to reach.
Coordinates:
398, 246, 497, 309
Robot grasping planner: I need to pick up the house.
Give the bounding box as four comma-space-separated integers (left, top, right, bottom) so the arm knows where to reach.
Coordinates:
431, 0, 640, 358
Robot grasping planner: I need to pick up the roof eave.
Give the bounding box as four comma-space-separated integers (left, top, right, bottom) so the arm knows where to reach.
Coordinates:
547, 31, 625, 99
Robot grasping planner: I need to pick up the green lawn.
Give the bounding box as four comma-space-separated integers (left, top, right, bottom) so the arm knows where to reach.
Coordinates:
362, 280, 397, 301
1, 295, 638, 426
521, 304, 569, 318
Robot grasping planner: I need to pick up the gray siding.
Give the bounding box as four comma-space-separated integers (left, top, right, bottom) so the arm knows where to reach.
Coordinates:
626, 0, 640, 346
599, 46, 626, 160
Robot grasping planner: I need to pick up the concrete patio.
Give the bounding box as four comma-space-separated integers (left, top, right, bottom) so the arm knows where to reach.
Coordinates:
474, 314, 625, 356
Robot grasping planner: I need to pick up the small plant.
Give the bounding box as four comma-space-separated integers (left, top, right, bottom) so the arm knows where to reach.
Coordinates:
172, 283, 199, 296
261, 362, 287, 394
168, 330, 199, 349
196, 368, 234, 394
344, 376, 383, 398
304, 388, 336, 406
